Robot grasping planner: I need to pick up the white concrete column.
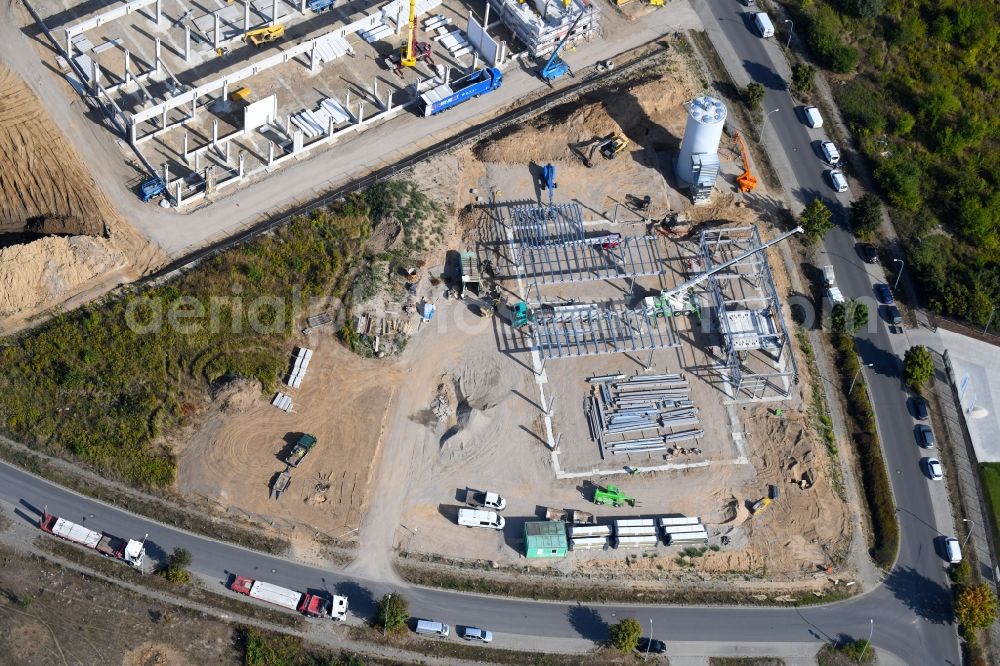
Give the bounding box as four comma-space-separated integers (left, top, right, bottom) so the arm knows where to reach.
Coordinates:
245, 1, 251, 30
195, 151, 201, 170
175, 182, 183, 206
91, 59, 100, 94
238, 152, 245, 178
161, 106, 167, 129
300, 0, 306, 13
285, 115, 291, 135
222, 81, 230, 101
310, 42, 319, 72
386, 90, 392, 112
185, 26, 191, 62
214, 13, 221, 49
155, 38, 162, 75
124, 50, 131, 84
183, 132, 189, 160
65, 29, 72, 58
225, 140, 231, 164
129, 121, 137, 144
345, 89, 351, 111
372, 78, 379, 108
357, 103, 364, 125
163, 163, 170, 187
191, 95, 198, 120
155, 0, 162, 27
268, 142, 275, 165
328, 116, 335, 136
292, 130, 303, 153
472, 53, 479, 71
212, 119, 219, 148
271, 0, 278, 26
484, 2, 491, 28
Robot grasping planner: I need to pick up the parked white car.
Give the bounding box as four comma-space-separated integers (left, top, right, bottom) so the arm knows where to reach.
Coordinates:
820, 141, 840, 165
827, 169, 848, 193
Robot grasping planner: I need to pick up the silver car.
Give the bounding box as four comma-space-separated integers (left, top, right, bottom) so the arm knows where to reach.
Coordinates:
462, 627, 493, 643
828, 169, 848, 193
922, 457, 943, 481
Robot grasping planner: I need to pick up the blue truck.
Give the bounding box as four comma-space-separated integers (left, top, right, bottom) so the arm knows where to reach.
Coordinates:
420, 67, 503, 117
307, 0, 334, 11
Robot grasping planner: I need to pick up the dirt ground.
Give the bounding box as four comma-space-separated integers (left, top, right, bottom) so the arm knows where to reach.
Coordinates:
175, 337, 401, 558
0, 543, 238, 666
375, 61, 851, 580
0, 64, 165, 330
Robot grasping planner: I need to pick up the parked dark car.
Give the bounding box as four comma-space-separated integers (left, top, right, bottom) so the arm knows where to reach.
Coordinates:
911, 396, 929, 420
916, 424, 935, 448
874, 283, 895, 305
886, 305, 902, 326
859, 243, 879, 263
636, 637, 667, 654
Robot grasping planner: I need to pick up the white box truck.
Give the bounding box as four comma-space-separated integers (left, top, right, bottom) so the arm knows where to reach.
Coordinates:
755, 12, 775, 38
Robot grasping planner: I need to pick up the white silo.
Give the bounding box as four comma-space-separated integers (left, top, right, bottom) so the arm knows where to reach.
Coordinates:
676, 96, 727, 187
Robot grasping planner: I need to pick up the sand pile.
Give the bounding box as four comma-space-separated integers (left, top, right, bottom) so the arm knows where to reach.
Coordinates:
0, 64, 165, 325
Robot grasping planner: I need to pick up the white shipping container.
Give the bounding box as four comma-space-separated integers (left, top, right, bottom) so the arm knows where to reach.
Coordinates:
570, 537, 608, 550
662, 525, 708, 534
52, 518, 102, 548
614, 518, 656, 528
615, 535, 659, 548
659, 516, 701, 527
666, 531, 708, 545
569, 525, 611, 538
249, 580, 302, 611
616, 526, 659, 537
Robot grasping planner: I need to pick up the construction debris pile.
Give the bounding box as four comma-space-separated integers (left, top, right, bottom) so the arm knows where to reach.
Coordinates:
488, 0, 600, 58
584, 373, 705, 459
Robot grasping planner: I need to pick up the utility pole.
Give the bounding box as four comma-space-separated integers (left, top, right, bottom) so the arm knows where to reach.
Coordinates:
892, 258, 905, 291
858, 618, 874, 663
784, 19, 794, 49
644, 618, 653, 661
758, 107, 780, 143
849, 363, 874, 395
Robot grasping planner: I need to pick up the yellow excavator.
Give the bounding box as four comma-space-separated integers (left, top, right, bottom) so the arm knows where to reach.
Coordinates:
733, 131, 758, 192
244, 25, 284, 48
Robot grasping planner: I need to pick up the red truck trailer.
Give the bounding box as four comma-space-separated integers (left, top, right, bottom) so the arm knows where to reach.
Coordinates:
40, 510, 145, 570
229, 575, 348, 621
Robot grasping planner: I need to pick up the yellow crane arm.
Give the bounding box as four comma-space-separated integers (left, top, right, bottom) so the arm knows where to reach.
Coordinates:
401, 0, 417, 67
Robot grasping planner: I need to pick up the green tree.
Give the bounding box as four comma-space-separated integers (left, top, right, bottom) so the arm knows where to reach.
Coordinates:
903, 345, 934, 393
831, 302, 848, 332
850, 194, 882, 238
744, 82, 765, 111
955, 584, 998, 631
792, 62, 815, 92
608, 617, 642, 652
850, 0, 884, 19
163, 548, 192, 584
800, 198, 833, 243
851, 301, 870, 331
374, 593, 409, 634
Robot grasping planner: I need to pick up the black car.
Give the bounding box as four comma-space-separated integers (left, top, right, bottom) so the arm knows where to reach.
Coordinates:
911, 396, 929, 420
859, 243, 879, 263
636, 637, 667, 654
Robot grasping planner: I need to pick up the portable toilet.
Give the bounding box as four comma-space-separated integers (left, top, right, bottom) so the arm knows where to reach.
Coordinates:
524, 521, 568, 559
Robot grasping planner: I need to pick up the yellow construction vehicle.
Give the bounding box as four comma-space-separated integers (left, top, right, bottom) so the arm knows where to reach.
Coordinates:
400, 0, 417, 67
598, 133, 628, 159
733, 131, 758, 192
244, 25, 285, 48
229, 87, 252, 103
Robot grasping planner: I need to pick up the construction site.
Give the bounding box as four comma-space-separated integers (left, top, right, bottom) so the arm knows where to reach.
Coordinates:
0, 0, 854, 592
162, 39, 852, 587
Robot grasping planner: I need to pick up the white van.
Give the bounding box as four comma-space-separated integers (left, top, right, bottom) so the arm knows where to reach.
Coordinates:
943, 537, 962, 564
457, 508, 505, 530
820, 141, 841, 165
754, 12, 775, 38
803, 106, 824, 128
415, 620, 450, 637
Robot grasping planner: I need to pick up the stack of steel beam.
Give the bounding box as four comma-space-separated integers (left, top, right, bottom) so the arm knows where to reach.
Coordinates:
586, 373, 704, 458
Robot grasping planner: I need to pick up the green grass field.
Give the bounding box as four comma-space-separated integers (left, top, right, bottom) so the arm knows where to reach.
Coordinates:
978, 463, 1000, 548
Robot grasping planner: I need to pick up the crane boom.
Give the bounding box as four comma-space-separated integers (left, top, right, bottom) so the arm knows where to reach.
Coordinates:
733, 131, 757, 192
401, 0, 417, 67
664, 226, 803, 300
539, 5, 588, 81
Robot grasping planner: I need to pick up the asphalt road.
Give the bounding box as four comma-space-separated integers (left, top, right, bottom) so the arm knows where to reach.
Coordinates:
0, 3, 959, 663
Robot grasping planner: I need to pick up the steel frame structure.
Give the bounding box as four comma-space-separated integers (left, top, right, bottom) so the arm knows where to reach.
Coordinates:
699, 225, 797, 400
520, 235, 666, 285
509, 201, 585, 247
532, 302, 681, 361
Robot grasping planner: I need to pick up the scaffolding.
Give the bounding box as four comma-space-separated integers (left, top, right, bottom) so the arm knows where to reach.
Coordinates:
520, 235, 666, 285
532, 302, 681, 361
699, 225, 797, 401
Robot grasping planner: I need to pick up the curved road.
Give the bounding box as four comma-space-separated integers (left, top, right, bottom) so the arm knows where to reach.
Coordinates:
2, 2, 959, 663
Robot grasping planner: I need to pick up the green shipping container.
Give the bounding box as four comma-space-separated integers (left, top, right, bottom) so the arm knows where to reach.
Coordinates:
523, 521, 568, 559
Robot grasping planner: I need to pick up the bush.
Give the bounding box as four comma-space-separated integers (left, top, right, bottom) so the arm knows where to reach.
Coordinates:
805, 6, 858, 73
744, 82, 765, 111
792, 62, 816, 92
949, 559, 972, 584
903, 345, 934, 393
955, 584, 998, 632
163, 547, 192, 584
608, 617, 642, 652
375, 593, 409, 633
850, 194, 883, 238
